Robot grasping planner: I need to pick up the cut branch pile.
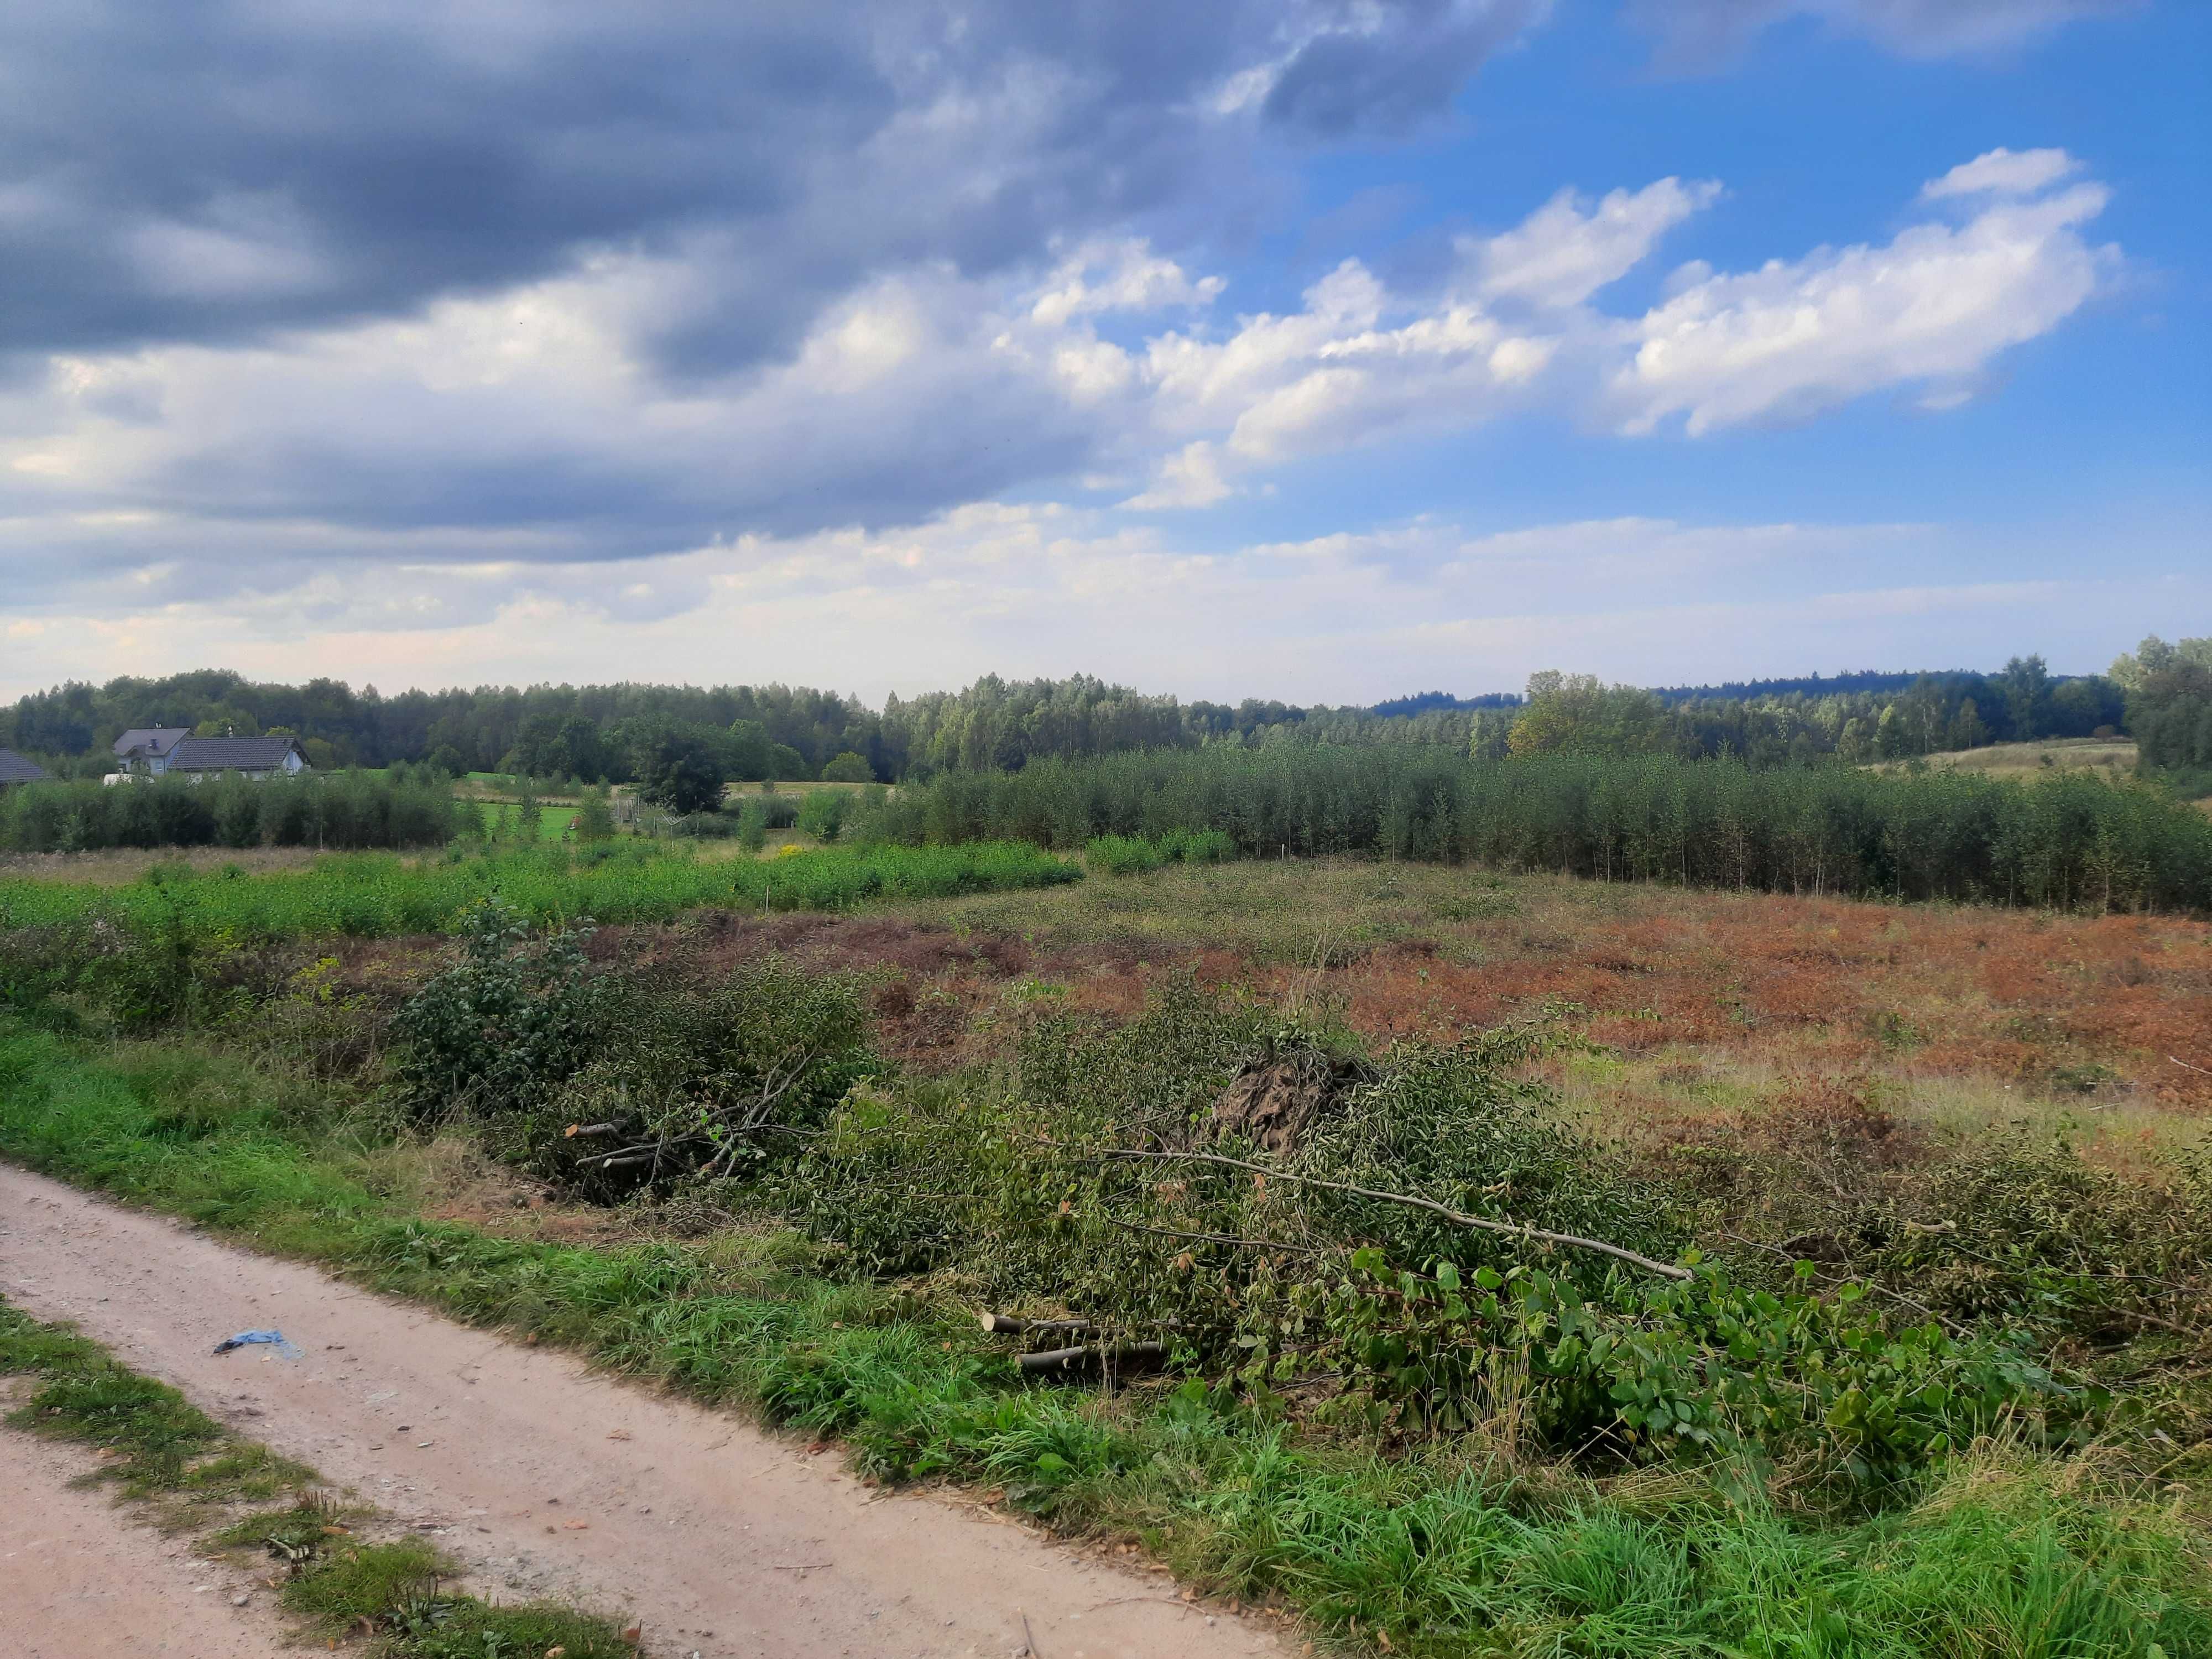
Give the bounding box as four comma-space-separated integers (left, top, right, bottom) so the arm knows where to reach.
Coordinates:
563, 1046, 824, 1186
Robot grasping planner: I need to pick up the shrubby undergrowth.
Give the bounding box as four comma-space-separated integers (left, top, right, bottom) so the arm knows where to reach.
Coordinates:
0, 1014, 2203, 1657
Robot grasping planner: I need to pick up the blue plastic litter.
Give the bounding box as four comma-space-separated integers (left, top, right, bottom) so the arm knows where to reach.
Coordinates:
212, 1329, 302, 1360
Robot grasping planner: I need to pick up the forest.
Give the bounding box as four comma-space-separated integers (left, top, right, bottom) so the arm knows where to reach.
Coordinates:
2, 644, 2184, 787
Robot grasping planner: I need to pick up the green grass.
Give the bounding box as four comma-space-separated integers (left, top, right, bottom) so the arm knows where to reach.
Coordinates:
0, 1302, 307, 1514
473, 799, 580, 842
0, 1294, 634, 1656
1, 1018, 2202, 1658
0, 839, 1082, 939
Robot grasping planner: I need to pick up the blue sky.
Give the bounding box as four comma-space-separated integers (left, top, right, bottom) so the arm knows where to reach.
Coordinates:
1, 0, 2204, 703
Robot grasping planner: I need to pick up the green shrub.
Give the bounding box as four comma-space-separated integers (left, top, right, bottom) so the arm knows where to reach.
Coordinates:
797, 789, 849, 842
390, 899, 600, 1123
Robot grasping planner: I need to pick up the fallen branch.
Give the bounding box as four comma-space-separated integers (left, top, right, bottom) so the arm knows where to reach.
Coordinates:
1017, 1343, 1168, 1379
1066, 1144, 1691, 1280
2171, 1054, 2211, 1078
979, 1313, 1095, 1338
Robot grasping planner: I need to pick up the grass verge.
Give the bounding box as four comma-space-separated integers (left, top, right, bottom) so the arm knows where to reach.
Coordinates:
2, 1018, 2207, 1656
0, 1295, 635, 1656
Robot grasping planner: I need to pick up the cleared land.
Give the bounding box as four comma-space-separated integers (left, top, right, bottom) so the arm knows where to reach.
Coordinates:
3, 847, 2206, 1655
1874, 737, 2138, 780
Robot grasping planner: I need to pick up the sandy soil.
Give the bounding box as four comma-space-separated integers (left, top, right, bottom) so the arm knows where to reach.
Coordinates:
0, 1422, 287, 1658
0, 1166, 1291, 1659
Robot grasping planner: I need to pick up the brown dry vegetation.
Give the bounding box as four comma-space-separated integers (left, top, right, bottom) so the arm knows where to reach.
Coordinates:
222, 859, 2212, 1157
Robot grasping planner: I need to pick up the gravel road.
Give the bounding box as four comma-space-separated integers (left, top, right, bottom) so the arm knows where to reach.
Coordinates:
0, 1164, 1291, 1659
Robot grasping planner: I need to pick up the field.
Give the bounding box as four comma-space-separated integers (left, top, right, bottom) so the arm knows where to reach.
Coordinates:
1874, 737, 2140, 781
472, 797, 581, 840
1, 842, 2207, 1656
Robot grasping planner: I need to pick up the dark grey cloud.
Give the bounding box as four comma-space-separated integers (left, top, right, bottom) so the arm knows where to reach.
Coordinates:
0, 1, 1541, 369
1265, 0, 1548, 136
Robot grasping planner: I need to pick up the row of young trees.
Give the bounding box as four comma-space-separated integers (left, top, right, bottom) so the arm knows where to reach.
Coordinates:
0, 769, 459, 854
864, 747, 2212, 914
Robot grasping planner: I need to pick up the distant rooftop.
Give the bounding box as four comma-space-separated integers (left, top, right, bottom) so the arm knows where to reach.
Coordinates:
0, 748, 49, 784
166, 735, 306, 771
112, 727, 191, 757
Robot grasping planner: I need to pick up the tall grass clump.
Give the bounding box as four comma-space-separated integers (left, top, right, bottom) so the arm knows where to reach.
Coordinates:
868, 748, 2212, 912
1086, 828, 1238, 873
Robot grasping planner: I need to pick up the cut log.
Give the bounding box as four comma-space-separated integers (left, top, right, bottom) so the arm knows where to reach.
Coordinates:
979, 1312, 1097, 1338
1016, 1343, 1168, 1379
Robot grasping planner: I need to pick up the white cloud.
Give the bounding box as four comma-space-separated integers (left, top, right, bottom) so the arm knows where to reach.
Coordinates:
0, 152, 2127, 619
1029, 242, 1227, 327
1124, 441, 1234, 509
1921, 147, 2081, 201
3, 505, 2184, 705
1610, 154, 2113, 434
1464, 178, 1722, 307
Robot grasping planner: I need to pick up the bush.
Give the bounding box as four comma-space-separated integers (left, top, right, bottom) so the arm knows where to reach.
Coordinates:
0, 842, 1083, 940
820, 752, 875, 784
785, 980, 2092, 1491
797, 790, 849, 843
390, 899, 601, 1124
546, 959, 878, 1194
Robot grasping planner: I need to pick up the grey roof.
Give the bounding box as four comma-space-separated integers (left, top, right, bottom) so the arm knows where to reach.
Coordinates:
166, 735, 307, 771
0, 749, 48, 783
113, 727, 191, 757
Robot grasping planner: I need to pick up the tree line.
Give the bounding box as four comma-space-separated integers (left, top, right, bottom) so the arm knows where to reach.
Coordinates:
3, 653, 2150, 788
862, 746, 2212, 914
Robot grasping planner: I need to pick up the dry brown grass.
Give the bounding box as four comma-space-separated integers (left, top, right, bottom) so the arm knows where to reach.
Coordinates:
0, 844, 345, 885
874, 861, 2212, 1159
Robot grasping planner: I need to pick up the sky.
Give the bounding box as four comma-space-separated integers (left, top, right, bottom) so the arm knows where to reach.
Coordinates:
1, 0, 2206, 706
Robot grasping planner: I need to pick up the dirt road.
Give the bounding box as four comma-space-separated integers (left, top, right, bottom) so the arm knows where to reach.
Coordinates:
0, 1165, 1291, 1659
0, 1423, 290, 1658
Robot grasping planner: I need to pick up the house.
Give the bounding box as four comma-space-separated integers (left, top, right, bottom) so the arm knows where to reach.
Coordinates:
112, 727, 191, 775
164, 735, 311, 781
0, 748, 48, 786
